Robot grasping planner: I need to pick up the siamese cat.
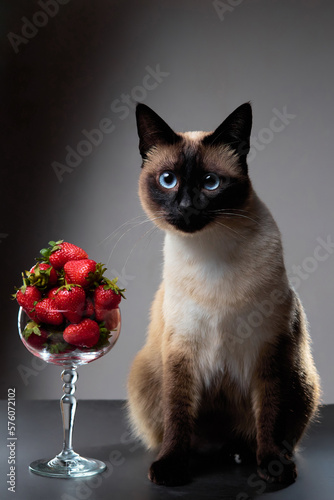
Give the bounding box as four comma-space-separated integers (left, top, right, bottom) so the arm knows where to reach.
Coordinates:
127, 102, 320, 486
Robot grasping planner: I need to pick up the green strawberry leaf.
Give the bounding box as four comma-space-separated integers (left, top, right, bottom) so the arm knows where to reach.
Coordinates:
48, 342, 69, 354
12, 271, 31, 299
101, 276, 126, 298
38, 248, 52, 261
23, 322, 41, 339
57, 268, 66, 287
38, 240, 64, 262
55, 283, 81, 294
48, 240, 64, 253
93, 321, 113, 349
87, 262, 106, 289
25, 265, 53, 291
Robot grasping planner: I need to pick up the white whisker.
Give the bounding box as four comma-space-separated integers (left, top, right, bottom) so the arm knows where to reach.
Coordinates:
208, 208, 260, 225
123, 225, 159, 271
106, 215, 164, 267
213, 220, 247, 240
215, 212, 260, 225
98, 214, 149, 246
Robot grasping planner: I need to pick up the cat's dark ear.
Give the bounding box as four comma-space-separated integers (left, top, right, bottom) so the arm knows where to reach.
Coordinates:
136, 104, 181, 159
203, 102, 252, 171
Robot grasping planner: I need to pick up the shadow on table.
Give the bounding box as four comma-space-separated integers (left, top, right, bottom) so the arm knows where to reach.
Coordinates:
190, 450, 291, 497
81, 441, 293, 499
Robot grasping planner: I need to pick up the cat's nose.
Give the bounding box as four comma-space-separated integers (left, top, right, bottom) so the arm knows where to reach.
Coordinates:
178, 192, 193, 212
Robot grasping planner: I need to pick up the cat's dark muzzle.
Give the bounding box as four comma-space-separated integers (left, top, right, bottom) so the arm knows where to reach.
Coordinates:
167, 208, 211, 234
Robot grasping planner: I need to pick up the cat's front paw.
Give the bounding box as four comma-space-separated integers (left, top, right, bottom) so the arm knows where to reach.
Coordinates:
257, 454, 297, 484
148, 455, 190, 486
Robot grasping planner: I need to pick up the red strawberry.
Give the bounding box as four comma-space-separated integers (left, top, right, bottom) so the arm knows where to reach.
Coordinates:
29, 263, 58, 287
63, 318, 100, 348
15, 286, 42, 321
35, 298, 64, 325
26, 333, 47, 349
25, 326, 49, 349
64, 259, 101, 288
83, 297, 95, 318
104, 307, 120, 331
94, 285, 122, 321
47, 287, 59, 300
42, 240, 88, 270
54, 285, 86, 324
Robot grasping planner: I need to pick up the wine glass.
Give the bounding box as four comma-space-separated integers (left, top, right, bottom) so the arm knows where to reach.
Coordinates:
17, 306, 121, 478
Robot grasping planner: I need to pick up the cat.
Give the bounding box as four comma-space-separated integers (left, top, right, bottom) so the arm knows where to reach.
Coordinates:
127, 102, 321, 486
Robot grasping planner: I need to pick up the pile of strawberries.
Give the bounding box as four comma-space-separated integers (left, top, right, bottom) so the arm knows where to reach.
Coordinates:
14, 240, 125, 353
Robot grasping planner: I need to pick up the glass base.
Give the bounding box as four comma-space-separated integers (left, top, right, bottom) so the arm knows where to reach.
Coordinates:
29, 455, 106, 478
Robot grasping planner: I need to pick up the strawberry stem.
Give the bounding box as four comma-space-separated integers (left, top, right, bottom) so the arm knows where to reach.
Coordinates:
101, 276, 126, 298
54, 283, 82, 294
38, 240, 64, 263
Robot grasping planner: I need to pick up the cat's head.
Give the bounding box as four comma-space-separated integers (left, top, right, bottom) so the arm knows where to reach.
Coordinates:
136, 103, 253, 235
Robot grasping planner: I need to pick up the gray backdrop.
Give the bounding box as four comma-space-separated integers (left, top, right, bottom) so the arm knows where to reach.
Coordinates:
2, 0, 334, 403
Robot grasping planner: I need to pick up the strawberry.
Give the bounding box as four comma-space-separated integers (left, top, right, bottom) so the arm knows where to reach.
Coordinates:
94, 284, 122, 321
63, 318, 100, 348
29, 263, 58, 288
47, 287, 59, 300
35, 298, 64, 325
14, 239, 125, 355
83, 296, 95, 318
23, 322, 49, 349
40, 240, 88, 270
15, 286, 41, 321
104, 307, 120, 331
26, 332, 48, 349
64, 259, 102, 288
54, 285, 86, 324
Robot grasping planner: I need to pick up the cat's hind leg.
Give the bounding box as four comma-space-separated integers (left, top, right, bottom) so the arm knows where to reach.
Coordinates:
252, 301, 320, 484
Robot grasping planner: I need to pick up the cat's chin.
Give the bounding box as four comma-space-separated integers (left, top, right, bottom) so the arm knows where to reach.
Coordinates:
164, 219, 214, 237
145, 211, 215, 236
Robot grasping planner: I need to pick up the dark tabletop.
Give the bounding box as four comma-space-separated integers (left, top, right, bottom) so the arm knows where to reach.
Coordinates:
0, 399, 333, 500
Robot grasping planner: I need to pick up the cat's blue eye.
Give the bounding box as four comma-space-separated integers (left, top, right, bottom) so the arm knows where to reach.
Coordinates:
159, 171, 177, 189
203, 173, 220, 191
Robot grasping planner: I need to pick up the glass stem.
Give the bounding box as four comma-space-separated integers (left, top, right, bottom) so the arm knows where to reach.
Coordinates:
56, 367, 79, 462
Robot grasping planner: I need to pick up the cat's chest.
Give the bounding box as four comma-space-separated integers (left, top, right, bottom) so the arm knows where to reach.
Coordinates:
163, 231, 251, 310
163, 291, 265, 392
162, 232, 270, 392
